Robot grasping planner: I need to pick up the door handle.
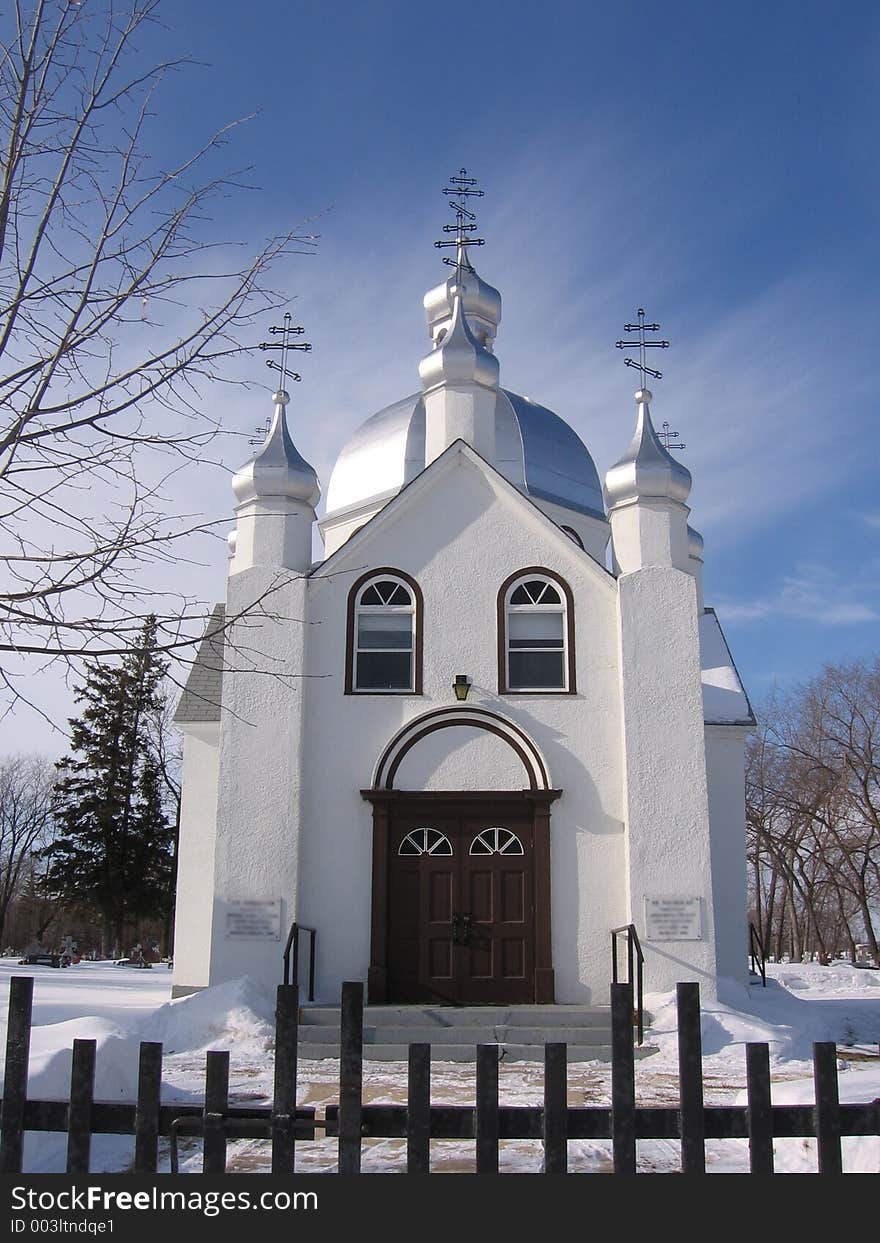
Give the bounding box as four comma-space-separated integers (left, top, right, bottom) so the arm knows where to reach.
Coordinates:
460, 913, 471, 944
451, 912, 472, 944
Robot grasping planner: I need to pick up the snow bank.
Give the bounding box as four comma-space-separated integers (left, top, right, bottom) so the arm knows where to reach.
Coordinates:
14, 1017, 142, 1101
138, 975, 276, 1055
644, 962, 880, 1064
732, 1063, 880, 1174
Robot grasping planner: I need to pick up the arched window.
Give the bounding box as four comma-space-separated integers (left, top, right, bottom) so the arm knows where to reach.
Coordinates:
345, 569, 423, 694
470, 827, 524, 855
398, 828, 453, 856
560, 524, 584, 549
498, 568, 576, 694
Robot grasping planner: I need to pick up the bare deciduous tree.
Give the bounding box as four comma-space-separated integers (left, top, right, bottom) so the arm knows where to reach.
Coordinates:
0, 0, 316, 717
0, 753, 54, 942
747, 658, 880, 965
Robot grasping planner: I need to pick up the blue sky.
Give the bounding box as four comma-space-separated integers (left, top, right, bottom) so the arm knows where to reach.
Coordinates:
5, 0, 880, 752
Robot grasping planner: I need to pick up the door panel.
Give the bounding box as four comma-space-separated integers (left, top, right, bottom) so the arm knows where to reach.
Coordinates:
387, 801, 537, 1004
460, 815, 533, 1004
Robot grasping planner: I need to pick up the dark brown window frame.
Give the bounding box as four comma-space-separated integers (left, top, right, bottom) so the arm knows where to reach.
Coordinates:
345, 567, 424, 695
497, 566, 577, 695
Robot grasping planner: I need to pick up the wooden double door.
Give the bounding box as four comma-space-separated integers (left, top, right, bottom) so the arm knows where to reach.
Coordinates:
386, 798, 537, 1005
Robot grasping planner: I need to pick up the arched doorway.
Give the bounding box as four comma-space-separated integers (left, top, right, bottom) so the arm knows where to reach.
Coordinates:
363, 707, 559, 1004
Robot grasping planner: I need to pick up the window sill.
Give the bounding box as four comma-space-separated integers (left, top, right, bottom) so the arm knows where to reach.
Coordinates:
345, 688, 422, 696
498, 687, 577, 696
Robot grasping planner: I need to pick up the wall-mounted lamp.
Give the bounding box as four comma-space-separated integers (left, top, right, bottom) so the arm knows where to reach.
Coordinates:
453, 675, 471, 702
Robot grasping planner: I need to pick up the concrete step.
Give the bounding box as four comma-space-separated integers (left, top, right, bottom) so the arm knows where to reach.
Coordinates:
298, 1024, 614, 1046
298, 1005, 614, 1029
294, 1002, 653, 1063
297, 1041, 657, 1064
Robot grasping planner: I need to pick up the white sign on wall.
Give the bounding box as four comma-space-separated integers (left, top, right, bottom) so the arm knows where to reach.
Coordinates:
644, 896, 702, 942
225, 899, 282, 941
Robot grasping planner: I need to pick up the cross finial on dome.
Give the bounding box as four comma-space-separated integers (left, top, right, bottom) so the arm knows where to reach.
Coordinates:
615, 307, 669, 390
434, 167, 485, 283
259, 312, 312, 398
658, 421, 687, 455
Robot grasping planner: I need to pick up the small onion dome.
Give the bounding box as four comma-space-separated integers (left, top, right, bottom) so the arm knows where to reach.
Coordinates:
687, 524, 704, 560
419, 291, 500, 392
232, 390, 321, 509
604, 389, 692, 509
424, 253, 502, 348
227, 528, 237, 557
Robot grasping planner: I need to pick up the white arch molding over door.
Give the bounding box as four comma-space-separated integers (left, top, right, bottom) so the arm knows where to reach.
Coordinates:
370, 705, 553, 792
363, 706, 559, 1005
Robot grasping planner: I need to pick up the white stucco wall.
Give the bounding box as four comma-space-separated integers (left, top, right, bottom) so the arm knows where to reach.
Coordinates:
206, 567, 309, 996
171, 724, 220, 995
298, 452, 626, 1004
616, 567, 719, 997
392, 726, 530, 791
705, 724, 750, 992
183, 444, 746, 1009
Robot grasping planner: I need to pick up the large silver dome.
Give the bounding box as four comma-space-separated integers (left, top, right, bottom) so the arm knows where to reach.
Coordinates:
324, 388, 606, 522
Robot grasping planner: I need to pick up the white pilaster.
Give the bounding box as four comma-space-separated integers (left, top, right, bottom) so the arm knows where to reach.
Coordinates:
616, 566, 719, 995
208, 566, 309, 994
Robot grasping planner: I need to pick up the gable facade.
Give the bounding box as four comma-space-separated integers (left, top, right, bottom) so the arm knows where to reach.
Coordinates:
172, 234, 753, 1008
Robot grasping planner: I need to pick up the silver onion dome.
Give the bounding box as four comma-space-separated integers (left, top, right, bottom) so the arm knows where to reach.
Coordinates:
687, 524, 704, 560
604, 389, 692, 509
418, 291, 500, 392
324, 387, 606, 522
232, 390, 321, 509
424, 256, 502, 349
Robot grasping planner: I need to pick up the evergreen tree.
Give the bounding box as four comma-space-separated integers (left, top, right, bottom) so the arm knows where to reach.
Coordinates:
44, 617, 175, 957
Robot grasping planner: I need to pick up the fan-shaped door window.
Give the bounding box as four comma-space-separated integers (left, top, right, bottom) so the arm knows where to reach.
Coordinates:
470, 827, 525, 855
500, 571, 575, 693
347, 571, 422, 693
398, 828, 454, 856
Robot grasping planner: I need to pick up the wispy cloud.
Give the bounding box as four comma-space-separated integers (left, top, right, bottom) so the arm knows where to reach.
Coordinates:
716, 564, 880, 626
222, 119, 876, 557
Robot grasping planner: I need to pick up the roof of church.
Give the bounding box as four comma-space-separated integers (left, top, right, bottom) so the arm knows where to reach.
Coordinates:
700, 609, 755, 726
323, 388, 607, 523
173, 604, 226, 725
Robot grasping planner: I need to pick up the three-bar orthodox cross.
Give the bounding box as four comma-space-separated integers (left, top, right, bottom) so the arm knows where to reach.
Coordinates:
435, 167, 485, 281
259, 312, 312, 392
658, 421, 686, 455
615, 308, 686, 454
615, 307, 669, 388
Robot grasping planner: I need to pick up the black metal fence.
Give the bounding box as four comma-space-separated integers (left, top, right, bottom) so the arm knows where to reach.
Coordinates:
1, 975, 878, 1175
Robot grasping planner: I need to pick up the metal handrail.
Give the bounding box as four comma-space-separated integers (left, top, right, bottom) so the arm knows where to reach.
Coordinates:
611, 923, 645, 1046
749, 922, 767, 987
282, 921, 317, 1001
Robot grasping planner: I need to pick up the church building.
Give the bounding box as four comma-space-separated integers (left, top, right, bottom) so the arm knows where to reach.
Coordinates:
171, 174, 754, 1007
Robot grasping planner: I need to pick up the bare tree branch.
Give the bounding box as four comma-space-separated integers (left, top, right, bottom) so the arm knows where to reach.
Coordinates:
0, 1, 320, 720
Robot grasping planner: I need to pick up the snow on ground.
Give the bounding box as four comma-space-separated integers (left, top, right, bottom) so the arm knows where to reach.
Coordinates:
1, 958, 878, 1174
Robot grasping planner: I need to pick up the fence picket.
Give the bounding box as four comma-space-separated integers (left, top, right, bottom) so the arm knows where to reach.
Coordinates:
611, 981, 636, 1173
542, 1042, 567, 1173
202, 1051, 229, 1174
134, 1042, 162, 1173
338, 981, 363, 1174
0, 976, 33, 1174
746, 1042, 773, 1173
406, 1043, 431, 1174
476, 1045, 499, 1174
676, 981, 706, 1174
813, 1042, 842, 1175
66, 1039, 96, 1175
271, 985, 299, 1174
